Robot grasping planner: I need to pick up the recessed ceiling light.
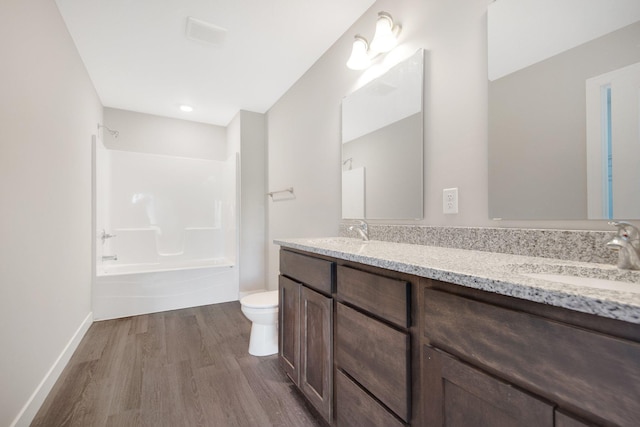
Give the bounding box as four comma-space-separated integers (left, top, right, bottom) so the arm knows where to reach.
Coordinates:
180, 105, 193, 112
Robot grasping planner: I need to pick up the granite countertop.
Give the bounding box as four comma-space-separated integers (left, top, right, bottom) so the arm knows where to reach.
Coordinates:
274, 237, 640, 325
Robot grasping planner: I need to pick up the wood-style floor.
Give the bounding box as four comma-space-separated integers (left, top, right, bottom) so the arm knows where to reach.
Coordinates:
32, 302, 325, 427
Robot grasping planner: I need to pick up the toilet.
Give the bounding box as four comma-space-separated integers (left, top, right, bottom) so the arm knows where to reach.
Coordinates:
240, 290, 279, 356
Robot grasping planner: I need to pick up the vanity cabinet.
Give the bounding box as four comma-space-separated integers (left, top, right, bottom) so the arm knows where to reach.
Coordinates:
421, 285, 640, 427
335, 265, 411, 426
277, 244, 640, 427
279, 249, 335, 423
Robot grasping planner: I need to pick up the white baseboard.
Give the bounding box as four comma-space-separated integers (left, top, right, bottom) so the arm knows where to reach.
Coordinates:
10, 312, 94, 427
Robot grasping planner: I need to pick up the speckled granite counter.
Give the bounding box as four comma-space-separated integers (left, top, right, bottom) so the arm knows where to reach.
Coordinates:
274, 237, 640, 324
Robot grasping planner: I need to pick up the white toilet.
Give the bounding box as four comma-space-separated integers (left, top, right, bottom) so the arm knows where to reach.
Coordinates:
240, 290, 279, 356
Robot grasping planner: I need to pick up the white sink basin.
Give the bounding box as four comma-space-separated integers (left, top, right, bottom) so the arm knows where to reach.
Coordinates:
522, 272, 640, 294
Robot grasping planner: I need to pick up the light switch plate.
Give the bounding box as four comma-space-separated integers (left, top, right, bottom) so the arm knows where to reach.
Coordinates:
443, 188, 459, 214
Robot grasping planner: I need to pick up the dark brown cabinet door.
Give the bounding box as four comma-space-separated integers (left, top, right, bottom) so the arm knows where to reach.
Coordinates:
300, 285, 333, 423
423, 346, 554, 427
279, 275, 300, 385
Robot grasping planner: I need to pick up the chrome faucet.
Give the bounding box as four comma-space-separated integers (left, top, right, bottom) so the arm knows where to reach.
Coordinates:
348, 220, 369, 241
606, 221, 640, 270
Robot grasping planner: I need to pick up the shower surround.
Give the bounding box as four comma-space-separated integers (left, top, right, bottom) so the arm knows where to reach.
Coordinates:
93, 142, 238, 320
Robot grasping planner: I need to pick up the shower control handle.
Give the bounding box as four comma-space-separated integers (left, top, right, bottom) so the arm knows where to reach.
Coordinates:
100, 229, 117, 243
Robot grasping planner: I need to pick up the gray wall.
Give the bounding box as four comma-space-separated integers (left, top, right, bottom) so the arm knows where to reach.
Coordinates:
266, 0, 625, 290
103, 107, 227, 160
228, 111, 267, 295
0, 0, 103, 425
267, 0, 494, 289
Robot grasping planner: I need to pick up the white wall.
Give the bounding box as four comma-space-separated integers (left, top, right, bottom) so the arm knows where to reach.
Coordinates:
0, 1, 103, 425
266, 0, 614, 289
103, 107, 227, 160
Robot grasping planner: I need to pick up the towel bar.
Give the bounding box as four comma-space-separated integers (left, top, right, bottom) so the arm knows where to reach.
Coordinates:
267, 187, 294, 198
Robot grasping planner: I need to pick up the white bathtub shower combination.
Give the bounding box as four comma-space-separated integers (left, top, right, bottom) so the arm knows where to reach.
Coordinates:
93, 144, 239, 320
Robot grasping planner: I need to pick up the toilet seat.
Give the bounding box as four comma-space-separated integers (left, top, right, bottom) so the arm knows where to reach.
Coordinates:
240, 290, 278, 308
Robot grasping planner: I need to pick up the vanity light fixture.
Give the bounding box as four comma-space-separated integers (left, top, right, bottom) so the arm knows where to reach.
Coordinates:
346, 11, 401, 70
180, 104, 193, 112
370, 12, 401, 53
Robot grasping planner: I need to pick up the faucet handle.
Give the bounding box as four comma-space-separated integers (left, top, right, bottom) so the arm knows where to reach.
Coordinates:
100, 229, 117, 243
609, 221, 640, 241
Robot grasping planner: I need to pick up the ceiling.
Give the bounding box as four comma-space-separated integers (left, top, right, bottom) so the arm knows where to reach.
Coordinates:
55, 0, 376, 126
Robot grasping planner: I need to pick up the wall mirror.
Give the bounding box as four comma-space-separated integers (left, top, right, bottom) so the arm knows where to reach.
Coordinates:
341, 48, 424, 220
488, 0, 640, 220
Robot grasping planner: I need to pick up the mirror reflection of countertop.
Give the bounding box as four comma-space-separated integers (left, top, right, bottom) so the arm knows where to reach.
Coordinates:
274, 237, 640, 324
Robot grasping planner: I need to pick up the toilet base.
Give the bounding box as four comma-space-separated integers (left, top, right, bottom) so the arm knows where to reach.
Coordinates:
248, 322, 278, 356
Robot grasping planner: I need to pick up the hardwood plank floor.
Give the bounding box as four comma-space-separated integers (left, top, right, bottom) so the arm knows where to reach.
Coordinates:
32, 302, 325, 427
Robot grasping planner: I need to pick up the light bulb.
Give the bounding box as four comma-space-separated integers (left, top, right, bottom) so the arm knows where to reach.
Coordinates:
346, 36, 371, 70
370, 12, 399, 53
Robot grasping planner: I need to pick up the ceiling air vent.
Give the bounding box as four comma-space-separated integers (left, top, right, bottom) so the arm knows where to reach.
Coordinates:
185, 17, 227, 46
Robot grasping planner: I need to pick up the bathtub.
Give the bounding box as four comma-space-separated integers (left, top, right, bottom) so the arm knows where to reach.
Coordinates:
93, 258, 238, 320
93, 147, 240, 320
94, 227, 238, 320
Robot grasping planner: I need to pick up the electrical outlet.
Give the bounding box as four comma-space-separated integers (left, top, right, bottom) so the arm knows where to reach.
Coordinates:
443, 188, 458, 214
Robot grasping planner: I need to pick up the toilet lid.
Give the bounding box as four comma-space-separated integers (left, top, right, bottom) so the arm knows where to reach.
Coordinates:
241, 290, 279, 308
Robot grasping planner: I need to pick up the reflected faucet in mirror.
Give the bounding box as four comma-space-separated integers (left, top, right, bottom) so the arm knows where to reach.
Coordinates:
343, 157, 353, 170
606, 221, 640, 270
349, 220, 369, 241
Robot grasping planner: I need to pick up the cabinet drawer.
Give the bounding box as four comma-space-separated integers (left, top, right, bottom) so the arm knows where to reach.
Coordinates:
336, 303, 410, 422
336, 369, 406, 427
423, 288, 640, 427
280, 250, 334, 294
337, 265, 409, 328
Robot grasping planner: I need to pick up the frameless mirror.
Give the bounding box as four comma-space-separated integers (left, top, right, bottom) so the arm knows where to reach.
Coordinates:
488, 0, 640, 220
341, 49, 424, 220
